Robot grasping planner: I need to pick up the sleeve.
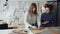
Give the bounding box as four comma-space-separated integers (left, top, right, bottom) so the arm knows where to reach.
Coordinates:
52, 14, 56, 23
37, 14, 41, 28
41, 14, 44, 22
24, 12, 32, 29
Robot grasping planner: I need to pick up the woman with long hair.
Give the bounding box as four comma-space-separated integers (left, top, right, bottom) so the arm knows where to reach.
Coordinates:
24, 3, 40, 29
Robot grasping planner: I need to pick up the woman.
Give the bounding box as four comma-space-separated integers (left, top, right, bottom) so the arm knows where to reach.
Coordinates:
24, 3, 40, 29
41, 4, 56, 27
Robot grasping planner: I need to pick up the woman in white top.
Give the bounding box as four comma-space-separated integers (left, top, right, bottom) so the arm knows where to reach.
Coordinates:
24, 3, 40, 29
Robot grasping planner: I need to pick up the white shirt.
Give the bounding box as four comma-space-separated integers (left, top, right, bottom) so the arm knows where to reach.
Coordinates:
24, 11, 41, 29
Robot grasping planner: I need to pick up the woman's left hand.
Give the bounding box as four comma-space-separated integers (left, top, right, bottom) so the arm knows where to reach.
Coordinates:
42, 21, 49, 24
32, 26, 37, 29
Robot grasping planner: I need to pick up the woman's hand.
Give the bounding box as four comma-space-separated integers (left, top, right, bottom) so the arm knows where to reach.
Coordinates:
32, 26, 41, 30
32, 26, 37, 29
42, 21, 49, 24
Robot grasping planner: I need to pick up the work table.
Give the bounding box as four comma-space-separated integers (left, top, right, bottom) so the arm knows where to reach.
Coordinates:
29, 27, 60, 34
0, 24, 60, 34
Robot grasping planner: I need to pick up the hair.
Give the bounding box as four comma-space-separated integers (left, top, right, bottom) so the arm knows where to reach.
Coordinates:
44, 4, 54, 12
29, 3, 37, 14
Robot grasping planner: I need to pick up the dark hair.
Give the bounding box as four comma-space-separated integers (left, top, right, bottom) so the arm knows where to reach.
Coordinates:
44, 4, 54, 12
31, 3, 37, 14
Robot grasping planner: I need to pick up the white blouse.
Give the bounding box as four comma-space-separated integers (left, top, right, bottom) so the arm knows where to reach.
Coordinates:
24, 11, 41, 29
